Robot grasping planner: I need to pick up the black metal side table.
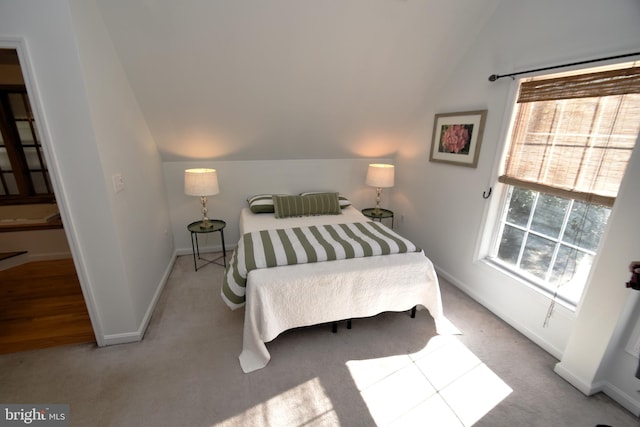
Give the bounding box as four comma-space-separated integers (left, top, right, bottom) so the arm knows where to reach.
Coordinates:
188, 219, 226, 271
361, 208, 394, 228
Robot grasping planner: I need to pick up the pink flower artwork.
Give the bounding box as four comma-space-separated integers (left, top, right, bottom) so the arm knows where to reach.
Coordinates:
441, 124, 471, 154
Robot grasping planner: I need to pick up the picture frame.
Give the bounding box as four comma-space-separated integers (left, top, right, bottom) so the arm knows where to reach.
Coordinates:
429, 110, 487, 168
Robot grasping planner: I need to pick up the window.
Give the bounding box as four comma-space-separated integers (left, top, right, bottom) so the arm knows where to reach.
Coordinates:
0, 49, 53, 204
488, 62, 640, 307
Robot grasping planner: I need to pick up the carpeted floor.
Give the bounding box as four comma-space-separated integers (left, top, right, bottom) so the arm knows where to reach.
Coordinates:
0, 254, 638, 426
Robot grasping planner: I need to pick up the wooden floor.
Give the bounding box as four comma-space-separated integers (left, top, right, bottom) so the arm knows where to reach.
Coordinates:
0, 258, 95, 354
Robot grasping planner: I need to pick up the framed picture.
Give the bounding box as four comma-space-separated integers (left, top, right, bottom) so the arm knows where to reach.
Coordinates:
429, 110, 487, 168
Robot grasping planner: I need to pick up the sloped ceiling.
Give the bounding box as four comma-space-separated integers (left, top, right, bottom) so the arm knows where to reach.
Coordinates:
95, 0, 500, 161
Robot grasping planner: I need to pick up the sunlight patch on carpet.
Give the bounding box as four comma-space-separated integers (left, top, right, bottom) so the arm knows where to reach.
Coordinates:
347, 336, 512, 426
215, 377, 337, 427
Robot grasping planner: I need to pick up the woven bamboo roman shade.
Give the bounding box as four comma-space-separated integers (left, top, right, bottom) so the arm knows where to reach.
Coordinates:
499, 64, 640, 207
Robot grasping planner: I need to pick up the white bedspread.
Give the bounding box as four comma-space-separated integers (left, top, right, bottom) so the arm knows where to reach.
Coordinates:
235, 207, 447, 373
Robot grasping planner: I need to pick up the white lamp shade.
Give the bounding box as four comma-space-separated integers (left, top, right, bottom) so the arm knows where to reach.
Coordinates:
184, 168, 220, 196
366, 164, 395, 188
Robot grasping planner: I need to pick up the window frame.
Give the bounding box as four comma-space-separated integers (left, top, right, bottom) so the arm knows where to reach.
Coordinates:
0, 84, 54, 205
488, 186, 608, 307
480, 61, 639, 310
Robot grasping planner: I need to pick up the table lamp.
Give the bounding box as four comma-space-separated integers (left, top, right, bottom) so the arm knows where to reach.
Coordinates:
366, 164, 394, 214
185, 168, 219, 228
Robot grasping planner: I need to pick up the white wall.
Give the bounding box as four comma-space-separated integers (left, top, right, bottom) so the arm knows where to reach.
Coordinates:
164, 158, 393, 253
68, 0, 174, 342
0, 0, 174, 345
394, 0, 640, 413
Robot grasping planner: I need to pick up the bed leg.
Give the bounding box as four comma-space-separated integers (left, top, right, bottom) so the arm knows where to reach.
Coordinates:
411, 306, 416, 318
332, 322, 337, 333
347, 319, 352, 329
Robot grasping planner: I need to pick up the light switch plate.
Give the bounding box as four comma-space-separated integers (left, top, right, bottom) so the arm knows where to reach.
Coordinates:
112, 174, 124, 193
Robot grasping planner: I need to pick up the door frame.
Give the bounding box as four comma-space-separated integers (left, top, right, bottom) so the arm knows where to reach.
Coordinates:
0, 37, 104, 346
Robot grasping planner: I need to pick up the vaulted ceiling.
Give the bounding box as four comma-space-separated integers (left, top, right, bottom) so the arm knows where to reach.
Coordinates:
95, 1, 500, 161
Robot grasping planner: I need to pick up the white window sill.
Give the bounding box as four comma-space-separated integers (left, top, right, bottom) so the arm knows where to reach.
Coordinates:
481, 257, 579, 312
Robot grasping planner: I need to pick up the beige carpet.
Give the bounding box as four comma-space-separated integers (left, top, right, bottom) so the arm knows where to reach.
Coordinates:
0, 254, 637, 426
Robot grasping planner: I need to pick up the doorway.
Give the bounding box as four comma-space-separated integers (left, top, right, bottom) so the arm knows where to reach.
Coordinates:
0, 47, 95, 353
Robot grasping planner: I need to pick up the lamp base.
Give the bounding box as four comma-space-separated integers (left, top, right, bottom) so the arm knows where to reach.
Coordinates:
374, 187, 382, 215
200, 196, 214, 229
200, 220, 214, 229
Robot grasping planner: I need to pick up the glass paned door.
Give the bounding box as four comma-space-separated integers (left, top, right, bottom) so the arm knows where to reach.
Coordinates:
0, 88, 53, 200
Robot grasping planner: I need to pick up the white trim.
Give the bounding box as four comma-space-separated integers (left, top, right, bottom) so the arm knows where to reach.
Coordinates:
101, 331, 142, 346
102, 252, 177, 346
553, 363, 640, 415
553, 362, 602, 395
602, 381, 640, 417
473, 79, 520, 262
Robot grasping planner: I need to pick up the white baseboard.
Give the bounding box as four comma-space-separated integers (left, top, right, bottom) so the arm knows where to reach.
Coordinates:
101, 252, 177, 346
434, 265, 565, 360
602, 381, 640, 417
553, 362, 602, 395
101, 331, 143, 346
554, 363, 640, 416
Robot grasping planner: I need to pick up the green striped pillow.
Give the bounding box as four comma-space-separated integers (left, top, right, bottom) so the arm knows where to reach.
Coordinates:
300, 192, 351, 209
247, 194, 281, 213
273, 193, 342, 218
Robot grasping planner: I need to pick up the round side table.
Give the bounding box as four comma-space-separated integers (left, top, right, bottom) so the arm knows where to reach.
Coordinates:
187, 219, 226, 271
361, 208, 394, 228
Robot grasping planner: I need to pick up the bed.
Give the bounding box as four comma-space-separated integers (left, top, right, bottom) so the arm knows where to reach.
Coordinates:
222, 193, 447, 373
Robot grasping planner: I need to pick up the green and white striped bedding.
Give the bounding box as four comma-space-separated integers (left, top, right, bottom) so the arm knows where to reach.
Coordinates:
222, 221, 421, 308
